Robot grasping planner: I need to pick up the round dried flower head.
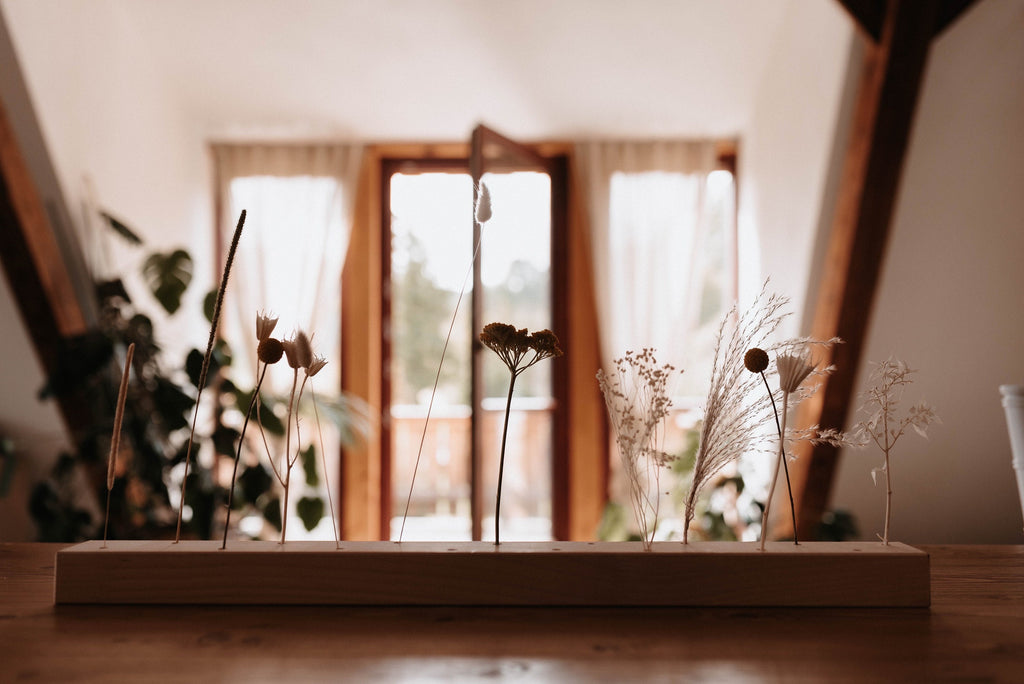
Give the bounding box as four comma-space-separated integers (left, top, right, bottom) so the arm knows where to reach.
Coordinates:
257, 337, 284, 364
744, 347, 769, 374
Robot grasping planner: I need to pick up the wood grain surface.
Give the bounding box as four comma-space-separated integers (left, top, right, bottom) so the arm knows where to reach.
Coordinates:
54, 540, 929, 607
3, 544, 1023, 682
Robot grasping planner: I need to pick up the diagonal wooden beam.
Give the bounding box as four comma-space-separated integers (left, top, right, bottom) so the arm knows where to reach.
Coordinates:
785, 0, 942, 540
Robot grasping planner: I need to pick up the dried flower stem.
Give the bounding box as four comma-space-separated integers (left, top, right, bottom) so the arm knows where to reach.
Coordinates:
760, 370, 798, 544
761, 391, 790, 552
103, 343, 134, 548
175, 209, 245, 543
684, 287, 786, 543
310, 385, 340, 549
851, 358, 938, 544
398, 184, 490, 542
221, 363, 268, 549
479, 323, 562, 544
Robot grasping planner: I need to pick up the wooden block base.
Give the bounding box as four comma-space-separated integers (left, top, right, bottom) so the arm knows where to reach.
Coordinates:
54, 540, 929, 607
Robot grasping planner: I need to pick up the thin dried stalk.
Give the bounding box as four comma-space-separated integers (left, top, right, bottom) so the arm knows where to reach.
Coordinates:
683, 286, 787, 543
398, 182, 491, 542
175, 209, 245, 542
851, 358, 938, 544
102, 343, 134, 548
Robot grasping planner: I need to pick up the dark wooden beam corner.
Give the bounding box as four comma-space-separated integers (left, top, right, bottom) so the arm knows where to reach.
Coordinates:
837, 0, 887, 42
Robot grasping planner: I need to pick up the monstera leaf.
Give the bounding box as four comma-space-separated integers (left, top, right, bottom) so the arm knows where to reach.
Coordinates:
142, 249, 193, 314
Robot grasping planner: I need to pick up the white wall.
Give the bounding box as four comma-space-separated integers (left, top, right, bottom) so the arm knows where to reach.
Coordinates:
832, 0, 1024, 544
737, 0, 853, 334
2, 0, 213, 364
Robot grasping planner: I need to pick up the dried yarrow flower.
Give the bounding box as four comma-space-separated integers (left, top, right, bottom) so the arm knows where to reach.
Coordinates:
480, 322, 563, 544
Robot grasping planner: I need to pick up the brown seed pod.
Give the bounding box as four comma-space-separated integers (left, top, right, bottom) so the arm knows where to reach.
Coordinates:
258, 337, 285, 364
744, 347, 769, 373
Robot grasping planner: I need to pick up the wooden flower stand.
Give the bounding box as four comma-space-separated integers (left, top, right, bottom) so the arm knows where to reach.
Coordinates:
53, 540, 929, 607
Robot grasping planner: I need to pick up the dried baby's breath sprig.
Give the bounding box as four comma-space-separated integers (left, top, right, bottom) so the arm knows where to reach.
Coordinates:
851, 357, 939, 544
176, 209, 245, 543
397, 180, 494, 542
683, 285, 788, 543
480, 323, 563, 544
597, 348, 679, 550
103, 343, 134, 548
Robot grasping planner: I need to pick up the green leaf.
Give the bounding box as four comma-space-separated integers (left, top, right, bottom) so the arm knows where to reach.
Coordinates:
212, 425, 240, 458
185, 348, 221, 388
150, 377, 195, 432
100, 210, 143, 246
296, 496, 324, 532
239, 464, 273, 504
203, 289, 217, 324
262, 497, 282, 531
142, 249, 193, 314
300, 444, 319, 487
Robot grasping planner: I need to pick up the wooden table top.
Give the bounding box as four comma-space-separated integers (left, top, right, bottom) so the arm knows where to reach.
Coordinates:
2, 544, 1023, 682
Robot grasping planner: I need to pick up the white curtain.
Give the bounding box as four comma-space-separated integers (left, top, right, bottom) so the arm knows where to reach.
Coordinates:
210, 143, 362, 395
575, 140, 720, 375
210, 143, 362, 540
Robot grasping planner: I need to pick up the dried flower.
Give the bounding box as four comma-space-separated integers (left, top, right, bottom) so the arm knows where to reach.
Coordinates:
306, 354, 327, 377
282, 338, 299, 369
744, 348, 769, 373
479, 323, 563, 377
851, 357, 939, 544
777, 351, 816, 394
103, 343, 134, 548
480, 322, 563, 544
597, 348, 678, 550
256, 311, 278, 342
683, 285, 787, 544
257, 337, 284, 365
475, 182, 492, 224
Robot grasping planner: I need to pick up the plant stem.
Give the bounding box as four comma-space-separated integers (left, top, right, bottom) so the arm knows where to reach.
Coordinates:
761, 372, 798, 544
761, 391, 789, 552
884, 451, 892, 545
399, 234, 485, 542
222, 364, 267, 550
280, 368, 298, 544
495, 372, 517, 546
175, 210, 245, 543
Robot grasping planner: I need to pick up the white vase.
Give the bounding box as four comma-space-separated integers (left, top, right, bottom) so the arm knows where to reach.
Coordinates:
1000, 385, 1024, 534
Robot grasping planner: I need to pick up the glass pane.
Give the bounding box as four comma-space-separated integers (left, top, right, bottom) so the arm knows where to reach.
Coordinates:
388, 172, 474, 540
477, 171, 553, 541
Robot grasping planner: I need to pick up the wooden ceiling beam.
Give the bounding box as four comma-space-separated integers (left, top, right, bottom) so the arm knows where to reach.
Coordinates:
837, 0, 886, 42
785, 0, 942, 540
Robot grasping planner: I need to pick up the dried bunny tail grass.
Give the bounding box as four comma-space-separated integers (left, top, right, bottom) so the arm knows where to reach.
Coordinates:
176, 209, 245, 543
683, 284, 788, 543
103, 343, 134, 548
